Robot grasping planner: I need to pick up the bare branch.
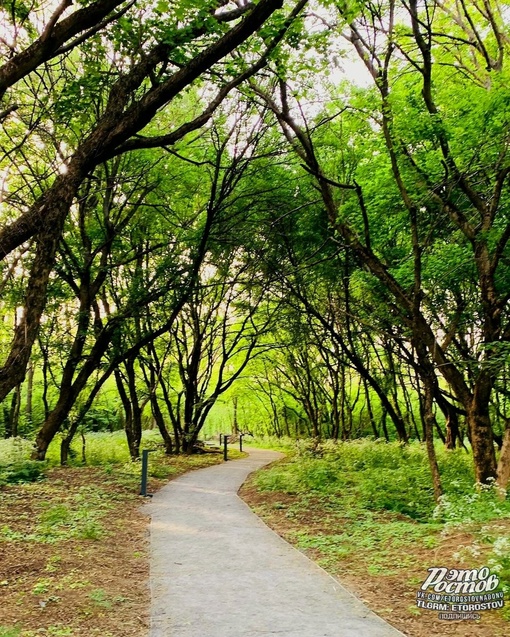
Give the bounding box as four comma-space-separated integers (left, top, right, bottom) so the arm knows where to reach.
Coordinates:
41, 0, 73, 42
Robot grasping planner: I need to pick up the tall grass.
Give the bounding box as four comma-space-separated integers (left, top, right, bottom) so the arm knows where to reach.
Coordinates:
45, 430, 164, 466
248, 435, 296, 450
0, 430, 166, 485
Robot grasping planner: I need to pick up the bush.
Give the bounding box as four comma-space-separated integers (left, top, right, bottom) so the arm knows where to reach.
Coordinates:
433, 479, 510, 524
0, 437, 45, 486
0, 461, 44, 485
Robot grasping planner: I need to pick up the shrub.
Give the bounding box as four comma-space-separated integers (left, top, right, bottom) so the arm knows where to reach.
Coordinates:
0, 438, 45, 486
433, 479, 510, 525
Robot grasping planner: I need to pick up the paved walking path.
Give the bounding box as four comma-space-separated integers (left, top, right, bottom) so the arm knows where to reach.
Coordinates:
146, 448, 406, 637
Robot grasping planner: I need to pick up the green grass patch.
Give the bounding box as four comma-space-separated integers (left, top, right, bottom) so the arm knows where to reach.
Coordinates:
0, 628, 21, 637
248, 435, 295, 451
1, 484, 111, 544
0, 431, 241, 490
0, 438, 234, 637
291, 510, 440, 574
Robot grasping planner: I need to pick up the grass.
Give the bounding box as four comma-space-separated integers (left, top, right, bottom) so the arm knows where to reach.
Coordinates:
252, 438, 510, 522
241, 438, 510, 637
0, 438, 44, 486
0, 430, 241, 484
247, 435, 301, 451
0, 629, 22, 637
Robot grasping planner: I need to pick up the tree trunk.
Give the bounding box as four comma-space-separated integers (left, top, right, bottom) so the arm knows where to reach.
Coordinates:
467, 388, 497, 483
434, 389, 462, 449
339, 339, 408, 441
10, 384, 22, 437
181, 429, 200, 454
81, 430, 87, 464
40, 339, 50, 420
150, 392, 173, 455
282, 405, 291, 437
363, 377, 379, 438
60, 437, 71, 466
127, 359, 142, 460
25, 361, 34, 426
4, 398, 12, 438
33, 316, 120, 460
60, 414, 83, 465
496, 426, 510, 490
34, 392, 74, 460
419, 370, 443, 503
380, 408, 390, 442
0, 179, 81, 402
115, 360, 142, 461
413, 340, 443, 502
232, 396, 239, 434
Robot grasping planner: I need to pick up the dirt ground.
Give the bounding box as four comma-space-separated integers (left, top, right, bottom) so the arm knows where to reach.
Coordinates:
239, 481, 510, 637
0, 454, 225, 637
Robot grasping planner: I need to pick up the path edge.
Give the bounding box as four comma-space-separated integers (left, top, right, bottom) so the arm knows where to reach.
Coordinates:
236, 449, 409, 637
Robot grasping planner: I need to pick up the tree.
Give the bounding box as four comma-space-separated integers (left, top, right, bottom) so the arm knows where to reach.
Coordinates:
32, 117, 248, 460
249, 0, 510, 484
0, 0, 308, 407
164, 260, 272, 452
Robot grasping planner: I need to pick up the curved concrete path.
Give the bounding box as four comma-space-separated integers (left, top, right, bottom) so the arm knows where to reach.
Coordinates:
146, 448, 406, 637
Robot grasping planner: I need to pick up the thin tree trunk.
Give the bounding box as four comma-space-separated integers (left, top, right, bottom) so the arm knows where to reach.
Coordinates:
363, 377, 379, 438
5, 393, 14, 438
411, 335, 443, 501
115, 368, 136, 460
2, 404, 8, 438
40, 340, 50, 420
11, 384, 21, 437
422, 379, 443, 503
60, 436, 72, 466
232, 396, 239, 434
150, 392, 173, 455
380, 408, 390, 442
81, 431, 87, 464
125, 357, 142, 460
25, 361, 34, 426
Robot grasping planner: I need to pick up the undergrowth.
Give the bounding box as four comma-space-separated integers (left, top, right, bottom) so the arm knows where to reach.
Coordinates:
249, 435, 296, 451
0, 431, 231, 487
254, 439, 510, 523
252, 439, 510, 599
0, 438, 44, 486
